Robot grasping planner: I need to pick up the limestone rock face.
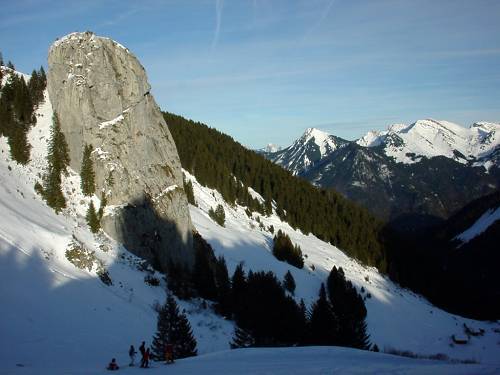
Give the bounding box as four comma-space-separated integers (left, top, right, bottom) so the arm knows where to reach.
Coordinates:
47, 32, 193, 269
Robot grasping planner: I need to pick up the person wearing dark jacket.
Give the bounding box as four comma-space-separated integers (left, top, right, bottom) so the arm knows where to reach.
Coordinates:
107, 358, 119, 371
139, 341, 146, 368
129, 345, 137, 366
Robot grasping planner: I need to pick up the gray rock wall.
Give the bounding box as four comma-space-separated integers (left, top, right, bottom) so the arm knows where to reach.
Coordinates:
47, 32, 193, 269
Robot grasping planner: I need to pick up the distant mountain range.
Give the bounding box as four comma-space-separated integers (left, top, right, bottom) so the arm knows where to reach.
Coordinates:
262, 120, 500, 229
256, 143, 282, 153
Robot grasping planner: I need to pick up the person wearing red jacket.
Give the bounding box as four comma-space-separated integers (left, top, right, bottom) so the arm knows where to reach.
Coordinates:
142, 348, 150, 368
107, 358, 119, 371
164, 343, 174, 364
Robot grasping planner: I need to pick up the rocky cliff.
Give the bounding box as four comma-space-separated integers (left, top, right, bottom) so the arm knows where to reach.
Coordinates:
47, 31, 193, 269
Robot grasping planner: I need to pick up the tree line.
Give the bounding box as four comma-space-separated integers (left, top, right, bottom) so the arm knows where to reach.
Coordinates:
164, 112, 387, 271
0, 57, 46, 165
163, 232, 370, 353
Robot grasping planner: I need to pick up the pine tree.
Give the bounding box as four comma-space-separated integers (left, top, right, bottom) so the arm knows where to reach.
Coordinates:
183, 178, 196, 206
42, 114, 69, 213
214, 256, 232, 317
283, 270, 296, 295
351, 318, 371, 350
230, 263, 247, 320
327, 266, 370, 349
0, 74, 33, 164
47, 114, 70, 175
273, 230, 304, 269
230, 326, 255, 349
0, 93, 13, 136
166, 261, 194, 300
151, 299, 171, 361
39, 66, 46, 87
191, 237, 217, 300
86, 201, 100, 233
43, 166, 66, 213
173, 307, 198, 359
151, 294, 197, 360
308, 284, 339, 345
231, 270, 305, 346
80, 144, 96, 196
7, 125, 31, 165
215, 204, 225, 224
208, 204, 225, 226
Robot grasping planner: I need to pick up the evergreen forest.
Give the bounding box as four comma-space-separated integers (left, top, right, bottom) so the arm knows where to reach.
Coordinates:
0, 63, 46, 165
164, 112, 387, 271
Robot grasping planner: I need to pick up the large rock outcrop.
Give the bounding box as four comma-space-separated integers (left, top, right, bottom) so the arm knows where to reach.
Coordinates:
47, 32, 193, 269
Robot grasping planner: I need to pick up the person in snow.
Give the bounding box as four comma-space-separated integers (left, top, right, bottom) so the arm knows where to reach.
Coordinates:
142, 348, 150, 368
164, 343, 174, 364
139, 341, 146, 368
107, 358, 119, 371
129, 345, 137, 366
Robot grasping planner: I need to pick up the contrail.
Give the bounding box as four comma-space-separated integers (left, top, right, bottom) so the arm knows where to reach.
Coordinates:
211, 0, 224, 51
303, 0, 335, 41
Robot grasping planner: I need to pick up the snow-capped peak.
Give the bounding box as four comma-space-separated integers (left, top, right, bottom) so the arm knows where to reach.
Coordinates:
267, 127, 349, 175
299, 127, 339, 158
301, 127, 329, 143
264, 143, 281, 153
357, 119, 500, 168
356, 130, 384, 147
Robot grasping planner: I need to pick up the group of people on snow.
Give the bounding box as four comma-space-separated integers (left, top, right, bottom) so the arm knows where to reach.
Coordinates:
107, 341, 174, 370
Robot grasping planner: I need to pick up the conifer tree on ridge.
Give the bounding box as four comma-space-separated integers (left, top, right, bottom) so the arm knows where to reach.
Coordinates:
80, 144, 96, 196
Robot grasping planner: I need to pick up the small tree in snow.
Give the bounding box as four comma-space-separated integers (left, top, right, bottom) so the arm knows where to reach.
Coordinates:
86, 201, 100, 233
230, 326, 255, 349
42, 114, 70, 213
208, 204, 225, 227
151, 294, 197, 360
283, 270, 296, 295
80, 144, 95, 196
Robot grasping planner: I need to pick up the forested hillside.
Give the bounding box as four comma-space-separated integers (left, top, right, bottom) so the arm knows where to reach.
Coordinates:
0, 64, 46, 165
384, 190, 500, 320
164, 112, 386, 270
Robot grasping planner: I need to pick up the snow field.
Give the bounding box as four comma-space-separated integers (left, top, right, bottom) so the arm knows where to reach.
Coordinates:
0, 88, 233, 372
0, 83, 498, 373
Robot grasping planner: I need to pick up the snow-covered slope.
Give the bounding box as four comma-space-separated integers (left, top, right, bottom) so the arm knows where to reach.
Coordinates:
4, 347, 498, 375
186, 170, 500, 366
0, 88, 233, 373
455, 206, 500, 244
357, 119, 500, 168
1, 85, 499, 373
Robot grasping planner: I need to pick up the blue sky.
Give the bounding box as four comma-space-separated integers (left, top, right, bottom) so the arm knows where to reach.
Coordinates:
1, 0, 499, 148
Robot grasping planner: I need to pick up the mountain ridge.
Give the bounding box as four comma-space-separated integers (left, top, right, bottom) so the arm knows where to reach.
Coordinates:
263, 121, 500, 225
